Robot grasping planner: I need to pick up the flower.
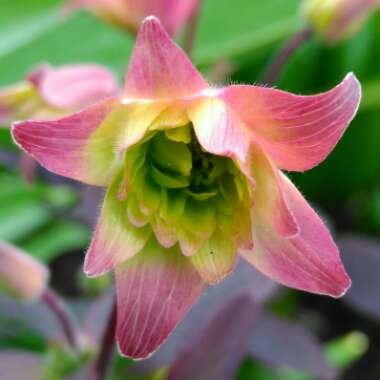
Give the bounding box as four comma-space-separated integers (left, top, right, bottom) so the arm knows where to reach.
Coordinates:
0, 63, 119, 127
0, 241, 49, 301
303, 0, 380, 42
12, 17, 361, 359
66, 0, 198, 35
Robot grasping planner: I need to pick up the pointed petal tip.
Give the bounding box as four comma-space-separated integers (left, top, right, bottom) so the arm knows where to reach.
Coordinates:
116, 339, 160, 361
330, 274, 352, 299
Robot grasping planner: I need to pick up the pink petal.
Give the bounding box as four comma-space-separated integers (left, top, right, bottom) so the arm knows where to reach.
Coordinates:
124, 16, 208, 99
115, 238, 204, 359
220, 73, 361, 171
84, 178, 151, 277
39, 64, 119, 110
26, 64, 52, 87
241, 171, 351, 298
187, 96, 251, 164
247, 144, 299, 238
12, 98, 118, 186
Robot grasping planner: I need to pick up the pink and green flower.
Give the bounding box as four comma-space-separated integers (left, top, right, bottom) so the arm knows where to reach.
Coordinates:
12, 17, 361, 359
0, 63, 119, 127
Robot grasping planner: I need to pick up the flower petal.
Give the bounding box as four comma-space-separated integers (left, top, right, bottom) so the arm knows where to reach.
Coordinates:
241, 172, 351, 297
187, 96, 251, 163
12, 99, 164, 186
124, 16, 208, 99
115, 237, 204, 359
12, 98, 116, 185
84, 176, 151, 277
39, 64, 119, 109
248, 144, 299, 238
221, 73, 361, 171
190, 229, 237, 284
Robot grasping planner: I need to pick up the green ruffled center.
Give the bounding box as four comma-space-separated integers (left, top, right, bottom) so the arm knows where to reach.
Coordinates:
118, 124, 251, 255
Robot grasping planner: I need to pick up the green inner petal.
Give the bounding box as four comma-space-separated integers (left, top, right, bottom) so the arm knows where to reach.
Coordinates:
160, 189, 187, 223
117, 126, 252, 257
150, 133, 192, 176
150, 163, 189, 189
165, 124, 192, 144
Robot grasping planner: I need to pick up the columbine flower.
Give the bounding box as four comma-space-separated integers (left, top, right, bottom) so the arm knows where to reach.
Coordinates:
0, 64, 119, 127
0, 241, 49, 301
12, 17, 361, 359
303, 0, 380, 42
67, 0, 198, 35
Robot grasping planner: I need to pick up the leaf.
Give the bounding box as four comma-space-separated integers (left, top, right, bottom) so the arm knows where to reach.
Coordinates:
194, 0, 301, 65
249, 313, 336, 379
166, 292, 257, 380
0, 351, 44, 380
338, 235, 380, 320
0, 0, 301, 83
21, 221, 89, 263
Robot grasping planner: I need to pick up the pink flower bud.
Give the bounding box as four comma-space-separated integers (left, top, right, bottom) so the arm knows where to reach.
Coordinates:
66, 0, 198, 35
0, 241, 49, 301
303, 0, 380, 42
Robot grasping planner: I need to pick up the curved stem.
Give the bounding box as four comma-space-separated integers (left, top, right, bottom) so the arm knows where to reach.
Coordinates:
41, 288, 80, 351
261, 27, 314, 86
183, 3, 200, 56
93, 297, 117, 380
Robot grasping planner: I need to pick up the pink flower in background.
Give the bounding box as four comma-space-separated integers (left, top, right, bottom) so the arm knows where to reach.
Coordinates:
12, 17, 361, 359
303, 0, 380, 42
0, 64, 119, 127
0, 241, 49, 301
67, 0, 198, 35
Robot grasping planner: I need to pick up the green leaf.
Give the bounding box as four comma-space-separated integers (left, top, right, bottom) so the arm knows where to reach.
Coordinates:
21, 221, 89, 263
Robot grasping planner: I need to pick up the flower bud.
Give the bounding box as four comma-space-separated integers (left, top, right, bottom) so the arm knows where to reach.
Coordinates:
0, 241, 49, 301
66, 0, 198, 35
303, 0, 380, 42
0, 64, 118, 127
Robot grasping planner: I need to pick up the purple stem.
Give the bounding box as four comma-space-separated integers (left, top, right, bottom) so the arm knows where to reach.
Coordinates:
93, 297, 117, 380
41, 288, 80, 350
261, 27, 314, 86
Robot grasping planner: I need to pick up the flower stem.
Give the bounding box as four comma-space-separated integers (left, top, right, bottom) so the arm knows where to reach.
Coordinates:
183, 3, 200, 56
93, 297, 117, 380
41, 288, 80, 351
261, 27, 314, 86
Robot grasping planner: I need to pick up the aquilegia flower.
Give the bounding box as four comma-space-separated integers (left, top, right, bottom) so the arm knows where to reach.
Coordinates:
303, 0, 380, 42
67, 0, 198, 35
0, 63, 118, 127
12, 17, 361, 359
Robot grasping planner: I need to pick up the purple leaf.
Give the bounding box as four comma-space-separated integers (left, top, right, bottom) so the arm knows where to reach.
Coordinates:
0, 294, 62, 341
249, 313, 336, 379
167, 292, 257, 380
338, 235, 380, 320
0, 351, 43, 380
